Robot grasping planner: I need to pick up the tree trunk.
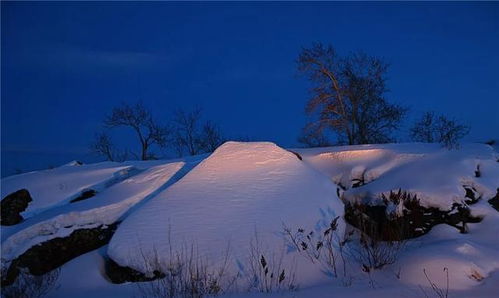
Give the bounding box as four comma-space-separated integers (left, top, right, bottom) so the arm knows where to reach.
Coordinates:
141, 143, 148, 160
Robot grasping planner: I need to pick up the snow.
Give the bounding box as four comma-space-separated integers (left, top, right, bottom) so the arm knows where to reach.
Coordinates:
395, 221, 499, 292
108, 142, 344, 285
296, 143, 498, 211
49, 247, 135, 298
1, 155, 206, 262
0, 162, 136, 218
1, 141, 498, 297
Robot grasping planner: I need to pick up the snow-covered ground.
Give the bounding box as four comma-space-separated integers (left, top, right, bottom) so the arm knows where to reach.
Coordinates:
1, 142, 498, 297
108, 142, 344, 287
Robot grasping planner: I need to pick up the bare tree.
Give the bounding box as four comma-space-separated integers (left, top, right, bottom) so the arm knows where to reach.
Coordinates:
410, 111, 436, 143
172, 108, 225, 156
298, 44, 349, 144
297, 43, 407, 145
200, 121, 225, 153
105, 102, 170, 160
232, 135, 254, 142
172, 108, 203, 156
298, 126, 331, 148
410, 111, 470, 149
90, 132, 128, 162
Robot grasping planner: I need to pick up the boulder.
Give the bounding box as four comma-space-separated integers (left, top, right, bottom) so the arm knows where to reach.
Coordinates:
70, 189, 97, 203
1, 189, 32, 226
105, 258, 164, 284
344, 190, 483, 241
2, 223, 118, 287
488, 189, 499, 212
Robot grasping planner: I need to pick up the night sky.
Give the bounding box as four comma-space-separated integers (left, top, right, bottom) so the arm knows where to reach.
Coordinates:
2, 2, 498, 176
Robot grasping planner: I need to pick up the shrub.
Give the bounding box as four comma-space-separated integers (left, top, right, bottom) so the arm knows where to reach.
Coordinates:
348, 231, 405, 272
246, 232, 297, 293
284, 217, 349, 281
419, 267, 449, 298
344, 189, 482, 240
344, 190, 412, 271
1, 262, 60, 298
135, 245, 237, 298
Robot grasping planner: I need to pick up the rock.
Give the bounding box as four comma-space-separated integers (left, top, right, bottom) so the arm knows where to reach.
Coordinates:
1, 189, 32, 226
474, 165, 481, 178
70, 189, 97, 203
488, 189, 499, 212
287, 150, 303, 161
351, 178, 365, 188
105, 258, 164, 284
2, 223, 118, 287
65, 160, 83, 166
344, 190, 483, 241
463, 186, 481, 205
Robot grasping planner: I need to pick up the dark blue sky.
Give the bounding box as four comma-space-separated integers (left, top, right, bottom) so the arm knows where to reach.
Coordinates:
2, 2, 498, 176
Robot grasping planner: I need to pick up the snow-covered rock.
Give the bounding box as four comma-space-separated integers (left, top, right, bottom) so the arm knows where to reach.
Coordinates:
108, 142, 344, 284
1, 162, 186, 264
296, 143, 498, 211
1, 142, 498, 297
1, 162, 137, 218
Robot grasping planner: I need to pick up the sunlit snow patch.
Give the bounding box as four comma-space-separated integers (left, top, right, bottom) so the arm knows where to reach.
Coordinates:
108, 142, 345, 285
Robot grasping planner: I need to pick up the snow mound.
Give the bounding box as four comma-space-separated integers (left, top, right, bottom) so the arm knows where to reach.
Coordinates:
63, 160, 83, 166
1, 162, 185, 262
297, 143, 499, 211
1, 162, 137, 218
399, 224, 499, 291
2, 142, 498, 296
108, 142, 344, 282
296, 143, 499, 292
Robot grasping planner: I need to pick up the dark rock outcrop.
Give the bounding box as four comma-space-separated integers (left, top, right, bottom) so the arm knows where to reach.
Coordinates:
351, 178, 365, 188
70, 189, 97, 203
105, 258, 164, 284
488, 189, 499, 212
463, 186, 481, 205
344, 190, 483, 241
288, 150, 303, 161
474, 165, 481, 178
2, 223, 119, 287
1, 189, 33, 226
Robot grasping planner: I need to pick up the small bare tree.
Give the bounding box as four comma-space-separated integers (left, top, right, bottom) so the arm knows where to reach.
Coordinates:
105, 102, 170, 160
173, 108, 225, 157
90, 132, 128, 162
410, 111, 469, 149
173, 108, 203, 156
200, 121, 225, 153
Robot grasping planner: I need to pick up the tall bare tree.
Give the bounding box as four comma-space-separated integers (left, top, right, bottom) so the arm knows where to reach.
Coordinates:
105, 102, 169, 160
297, 43, 407, 146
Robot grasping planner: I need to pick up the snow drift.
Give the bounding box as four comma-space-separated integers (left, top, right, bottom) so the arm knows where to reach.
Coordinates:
107, 142, 344, 284
1, 141, 498, 297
